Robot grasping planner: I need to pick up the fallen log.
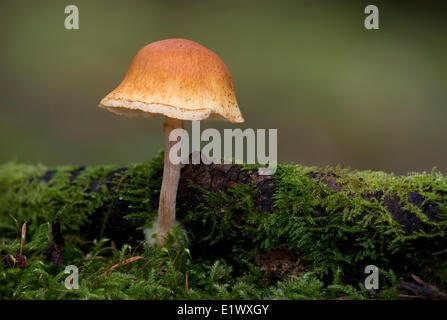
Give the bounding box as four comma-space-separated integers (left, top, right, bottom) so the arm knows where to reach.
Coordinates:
0, 153, 446, 284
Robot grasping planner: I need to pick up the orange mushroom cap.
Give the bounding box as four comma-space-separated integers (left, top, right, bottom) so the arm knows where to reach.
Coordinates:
99, 38, 244, 123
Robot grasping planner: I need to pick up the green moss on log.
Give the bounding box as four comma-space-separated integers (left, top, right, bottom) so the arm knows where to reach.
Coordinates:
1, 153, 447, 288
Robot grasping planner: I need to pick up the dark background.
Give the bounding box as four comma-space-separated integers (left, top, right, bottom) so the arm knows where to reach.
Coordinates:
1, 0, 446, 174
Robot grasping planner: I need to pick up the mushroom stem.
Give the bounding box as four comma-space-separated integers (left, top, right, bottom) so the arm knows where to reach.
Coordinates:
156, 117, 184, 247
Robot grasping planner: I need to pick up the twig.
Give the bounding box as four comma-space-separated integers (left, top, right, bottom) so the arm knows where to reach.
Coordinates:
103, 256, 144, 276
172, 248, 181, 266
20, 222, 27, 255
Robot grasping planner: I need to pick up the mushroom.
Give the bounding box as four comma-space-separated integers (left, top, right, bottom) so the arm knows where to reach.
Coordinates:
98, 39, 244, 246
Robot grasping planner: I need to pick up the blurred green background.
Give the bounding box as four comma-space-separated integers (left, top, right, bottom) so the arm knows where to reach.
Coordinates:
1, 0, 446, 174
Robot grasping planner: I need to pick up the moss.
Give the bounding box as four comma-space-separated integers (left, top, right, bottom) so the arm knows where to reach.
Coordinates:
178, 163, 447, 286
264, 165, 447, 284
1, 154, 447, 299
